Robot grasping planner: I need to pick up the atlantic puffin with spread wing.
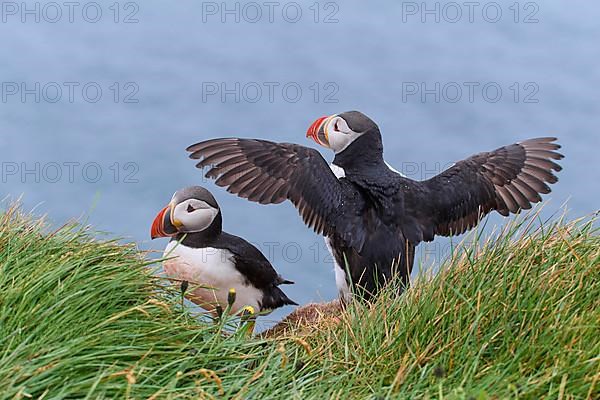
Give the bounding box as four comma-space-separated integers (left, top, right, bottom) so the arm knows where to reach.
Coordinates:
186, 111, 563, 300
150, 186, 297, 313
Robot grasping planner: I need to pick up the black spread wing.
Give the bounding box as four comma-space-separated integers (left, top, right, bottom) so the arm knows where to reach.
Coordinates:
187, 138, 344, 237
410, 137, 563, 238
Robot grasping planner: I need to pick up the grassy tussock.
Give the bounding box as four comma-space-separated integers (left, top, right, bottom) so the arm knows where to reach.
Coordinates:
0, 206, 598, 399
287, 214, 600, 399
0, 207, 271, 398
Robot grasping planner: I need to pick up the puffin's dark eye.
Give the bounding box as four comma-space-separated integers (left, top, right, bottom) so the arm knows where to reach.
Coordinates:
187, 204, 196, 213
334, 120, 340, 131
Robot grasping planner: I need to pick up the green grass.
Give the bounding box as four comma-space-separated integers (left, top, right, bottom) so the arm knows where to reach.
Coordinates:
1, 206, 598, 399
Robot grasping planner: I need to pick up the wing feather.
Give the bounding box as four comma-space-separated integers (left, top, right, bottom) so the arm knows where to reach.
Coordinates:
187, 138, 346, 238
411, 137, 563, 238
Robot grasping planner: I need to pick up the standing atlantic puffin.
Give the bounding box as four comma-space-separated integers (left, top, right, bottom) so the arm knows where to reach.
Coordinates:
150, 186, 297, 313
186, 111, 563, 300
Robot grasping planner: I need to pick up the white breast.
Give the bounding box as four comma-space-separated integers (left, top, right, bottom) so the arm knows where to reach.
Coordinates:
162, 241, 263, 314
324, 237, 351, 302
329, 163, 346, 179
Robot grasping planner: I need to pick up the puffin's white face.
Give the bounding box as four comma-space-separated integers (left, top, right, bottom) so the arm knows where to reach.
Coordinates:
151, 186, 222, 239
306, 113, 365, 154
170, 197, 219, 233
322, 115, 363, 153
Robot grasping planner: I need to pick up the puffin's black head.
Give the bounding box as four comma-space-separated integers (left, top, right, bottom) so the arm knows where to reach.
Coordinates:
151, 186, 222, 239
306, 110, 380, 154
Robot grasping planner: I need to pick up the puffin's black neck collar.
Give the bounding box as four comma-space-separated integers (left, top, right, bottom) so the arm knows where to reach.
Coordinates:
333, 131, 385, 172
173, 211, 223, 248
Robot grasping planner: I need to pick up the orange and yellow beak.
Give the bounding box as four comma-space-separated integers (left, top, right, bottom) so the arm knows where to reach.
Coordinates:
150, 204, 179, 239
306, 115, 334, 148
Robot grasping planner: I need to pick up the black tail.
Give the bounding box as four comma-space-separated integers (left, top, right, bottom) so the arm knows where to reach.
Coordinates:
276, 275, 294, 285
262, 286, 298, 311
